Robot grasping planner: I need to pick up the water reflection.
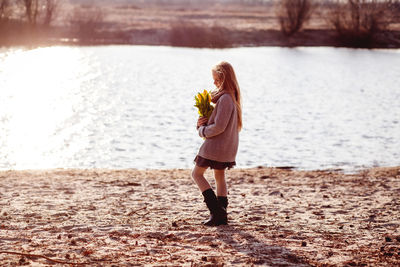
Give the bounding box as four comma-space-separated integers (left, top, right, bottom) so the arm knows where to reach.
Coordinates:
0, 47, 91, 169
0, 46, 399, 171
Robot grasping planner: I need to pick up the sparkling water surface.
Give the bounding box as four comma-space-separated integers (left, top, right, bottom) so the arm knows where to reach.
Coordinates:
0, 45, 399, 171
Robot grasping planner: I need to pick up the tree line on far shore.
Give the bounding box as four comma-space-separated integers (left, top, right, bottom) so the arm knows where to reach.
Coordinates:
171, 0, 400, 48
277, 0, 400, 47
1, 0, 400, 48
0, 0, 108, 45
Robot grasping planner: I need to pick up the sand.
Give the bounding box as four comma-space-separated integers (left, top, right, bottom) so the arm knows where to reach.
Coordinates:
0, 166, 399, 266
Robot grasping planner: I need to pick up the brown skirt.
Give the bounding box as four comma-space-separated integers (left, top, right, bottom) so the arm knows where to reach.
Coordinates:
194, 155, 236, 170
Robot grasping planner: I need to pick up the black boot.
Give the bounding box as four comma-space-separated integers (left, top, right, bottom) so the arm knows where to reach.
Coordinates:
217, 196, 228, 223
217, 196, 228, 210
202, 189, 227, 226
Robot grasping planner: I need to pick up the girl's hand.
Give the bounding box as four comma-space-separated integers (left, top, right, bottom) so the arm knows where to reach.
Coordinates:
197, 116, 208, 129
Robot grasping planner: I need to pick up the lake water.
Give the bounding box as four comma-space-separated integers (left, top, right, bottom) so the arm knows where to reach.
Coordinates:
0, 45, 399, 172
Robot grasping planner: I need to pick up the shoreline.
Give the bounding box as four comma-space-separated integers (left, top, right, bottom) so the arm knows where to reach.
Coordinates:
0, 164, 397, 174
1, 29, 400, 49
1, 166, 399, 266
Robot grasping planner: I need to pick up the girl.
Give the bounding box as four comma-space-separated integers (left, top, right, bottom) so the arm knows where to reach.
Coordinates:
192, 61, 242, 226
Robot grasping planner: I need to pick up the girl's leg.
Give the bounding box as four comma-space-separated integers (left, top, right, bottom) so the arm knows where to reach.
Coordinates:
214, 169, 227, 197
214, 169, 228, 213
192, 165, 227, 226
191, 165, 211, 192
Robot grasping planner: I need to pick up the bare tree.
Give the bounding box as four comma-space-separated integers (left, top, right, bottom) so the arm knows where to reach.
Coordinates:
277, 0, 314, 36
19, 0, 59, 26
20, 0, 39, 25
390, 0, 400, 23
327, 0, 396, 46
0, 0, 12, 22
43, 0, 59, 26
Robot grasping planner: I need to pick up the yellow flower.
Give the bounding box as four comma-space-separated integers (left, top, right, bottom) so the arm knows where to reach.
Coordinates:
194, 90, 214, 119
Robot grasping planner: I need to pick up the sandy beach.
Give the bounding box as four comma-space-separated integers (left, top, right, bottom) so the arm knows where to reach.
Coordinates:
0, 166, 399, 266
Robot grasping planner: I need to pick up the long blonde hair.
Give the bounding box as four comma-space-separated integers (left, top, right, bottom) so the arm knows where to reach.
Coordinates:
212, 61, 243, 131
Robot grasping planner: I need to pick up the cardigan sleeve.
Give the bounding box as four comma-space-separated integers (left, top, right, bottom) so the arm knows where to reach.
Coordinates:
199, 95, 234, 139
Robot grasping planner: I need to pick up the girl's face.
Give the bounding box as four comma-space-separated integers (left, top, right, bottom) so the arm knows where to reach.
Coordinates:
212, 70, 223, 89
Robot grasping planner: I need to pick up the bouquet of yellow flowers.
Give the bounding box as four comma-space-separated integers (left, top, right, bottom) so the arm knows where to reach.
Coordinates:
194, 90, 214, 118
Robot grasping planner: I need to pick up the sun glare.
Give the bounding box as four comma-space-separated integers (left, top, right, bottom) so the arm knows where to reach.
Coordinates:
0, 47, 87, 169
